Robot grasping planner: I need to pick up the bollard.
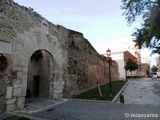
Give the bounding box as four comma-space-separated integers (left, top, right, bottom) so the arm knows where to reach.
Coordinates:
120, 94, 124, 103
97, 82, 102, 97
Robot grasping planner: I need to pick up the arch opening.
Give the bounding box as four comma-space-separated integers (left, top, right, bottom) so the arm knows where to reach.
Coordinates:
26, 49, 54, 98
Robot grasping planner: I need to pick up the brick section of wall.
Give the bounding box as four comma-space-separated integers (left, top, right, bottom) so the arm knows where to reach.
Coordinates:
62, 30, 119, 96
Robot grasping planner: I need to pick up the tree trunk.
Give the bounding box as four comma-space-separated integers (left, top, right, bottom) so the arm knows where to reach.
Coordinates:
131, 71, 133, 80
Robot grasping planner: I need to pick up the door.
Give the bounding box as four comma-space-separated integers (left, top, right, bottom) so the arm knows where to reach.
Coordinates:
33, 75, 40, 97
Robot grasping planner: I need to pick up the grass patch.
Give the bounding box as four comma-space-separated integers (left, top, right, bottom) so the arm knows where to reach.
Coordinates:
73, 80, 126, 101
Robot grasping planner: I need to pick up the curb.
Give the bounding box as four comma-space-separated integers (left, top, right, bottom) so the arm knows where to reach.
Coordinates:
16, 98, 68, 114
70, 81, 129, 103
112, 80, 129, 103
70, 98, 112, 103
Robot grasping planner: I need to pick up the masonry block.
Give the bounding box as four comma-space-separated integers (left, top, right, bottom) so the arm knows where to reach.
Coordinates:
6, 87, 13, 99
13, 88, 22, 97
6, 98, 16, 105
17, 71, 23, 79
6, 104, 16, 112
17, 97, 25, 109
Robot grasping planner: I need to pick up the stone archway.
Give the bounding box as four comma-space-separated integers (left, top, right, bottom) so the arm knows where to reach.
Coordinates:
2, 15, 67, 111
26, 49, 54, 98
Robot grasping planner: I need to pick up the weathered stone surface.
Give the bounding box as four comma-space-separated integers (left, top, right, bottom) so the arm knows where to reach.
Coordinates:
17, 71, 22, 79
6, 87, 13, 99
16, 97, 25, 109
0, 98, 6, 113
0, 73, 7, 113
0, 0, 119, 113
21, 88, 26, 97
13, 79, 20, 85
13, 88, 21, 97
6, 104, 16, 112
52, 91, 58, 99
63, 31, 119, 96
13, 84, 19, 88
6, 98, 16, 105
0, 83, 6, 97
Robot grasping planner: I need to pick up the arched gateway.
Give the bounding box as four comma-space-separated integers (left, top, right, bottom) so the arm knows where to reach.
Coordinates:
9, 19, 67, 110
0, 6, 67, 111
27, 49, 56, 98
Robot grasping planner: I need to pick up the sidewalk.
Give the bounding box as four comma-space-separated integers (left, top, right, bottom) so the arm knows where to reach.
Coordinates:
19, 97, 68, 113
116, 78, 160, 105
2, 99, 160, 120
0, 98, 68, 120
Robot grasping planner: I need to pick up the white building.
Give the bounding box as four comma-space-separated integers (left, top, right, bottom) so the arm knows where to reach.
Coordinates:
103, 40, 147, 79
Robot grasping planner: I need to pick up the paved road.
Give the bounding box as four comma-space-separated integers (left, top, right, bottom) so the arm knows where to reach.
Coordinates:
119, 78, 160, 105
16, 100, 160, 120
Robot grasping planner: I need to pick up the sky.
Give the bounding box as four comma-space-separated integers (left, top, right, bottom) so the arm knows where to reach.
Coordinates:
13, 0, 157, 65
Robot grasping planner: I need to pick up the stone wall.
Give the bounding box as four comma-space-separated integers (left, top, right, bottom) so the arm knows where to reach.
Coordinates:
0, 0, 68, 113
0, 53, 14, 113
0, 0, 119, 113
63, 30, 119, 96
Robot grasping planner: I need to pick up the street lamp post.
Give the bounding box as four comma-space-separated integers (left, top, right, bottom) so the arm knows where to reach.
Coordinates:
106, 48, 113, 97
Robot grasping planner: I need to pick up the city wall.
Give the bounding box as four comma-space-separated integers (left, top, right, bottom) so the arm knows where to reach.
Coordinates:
0, 0, 119, 113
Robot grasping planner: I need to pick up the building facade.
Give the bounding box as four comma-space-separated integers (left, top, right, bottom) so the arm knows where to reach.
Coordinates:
104, 51, 136, 79
103, 50, 147, 79
156, 56, 160, 72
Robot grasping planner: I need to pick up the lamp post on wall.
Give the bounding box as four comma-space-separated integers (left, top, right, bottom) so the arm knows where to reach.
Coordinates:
106, 48, 113, 97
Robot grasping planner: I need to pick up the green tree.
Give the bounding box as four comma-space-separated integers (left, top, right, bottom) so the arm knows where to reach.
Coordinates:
151, 65, 158, 72
121, 0, 160, 54
124, 58, 138, 80
146, 64, 150, 76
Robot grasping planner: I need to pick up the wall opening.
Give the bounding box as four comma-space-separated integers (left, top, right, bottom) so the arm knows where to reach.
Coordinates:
33, 75, 40, 97
26, 49, 52, 98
